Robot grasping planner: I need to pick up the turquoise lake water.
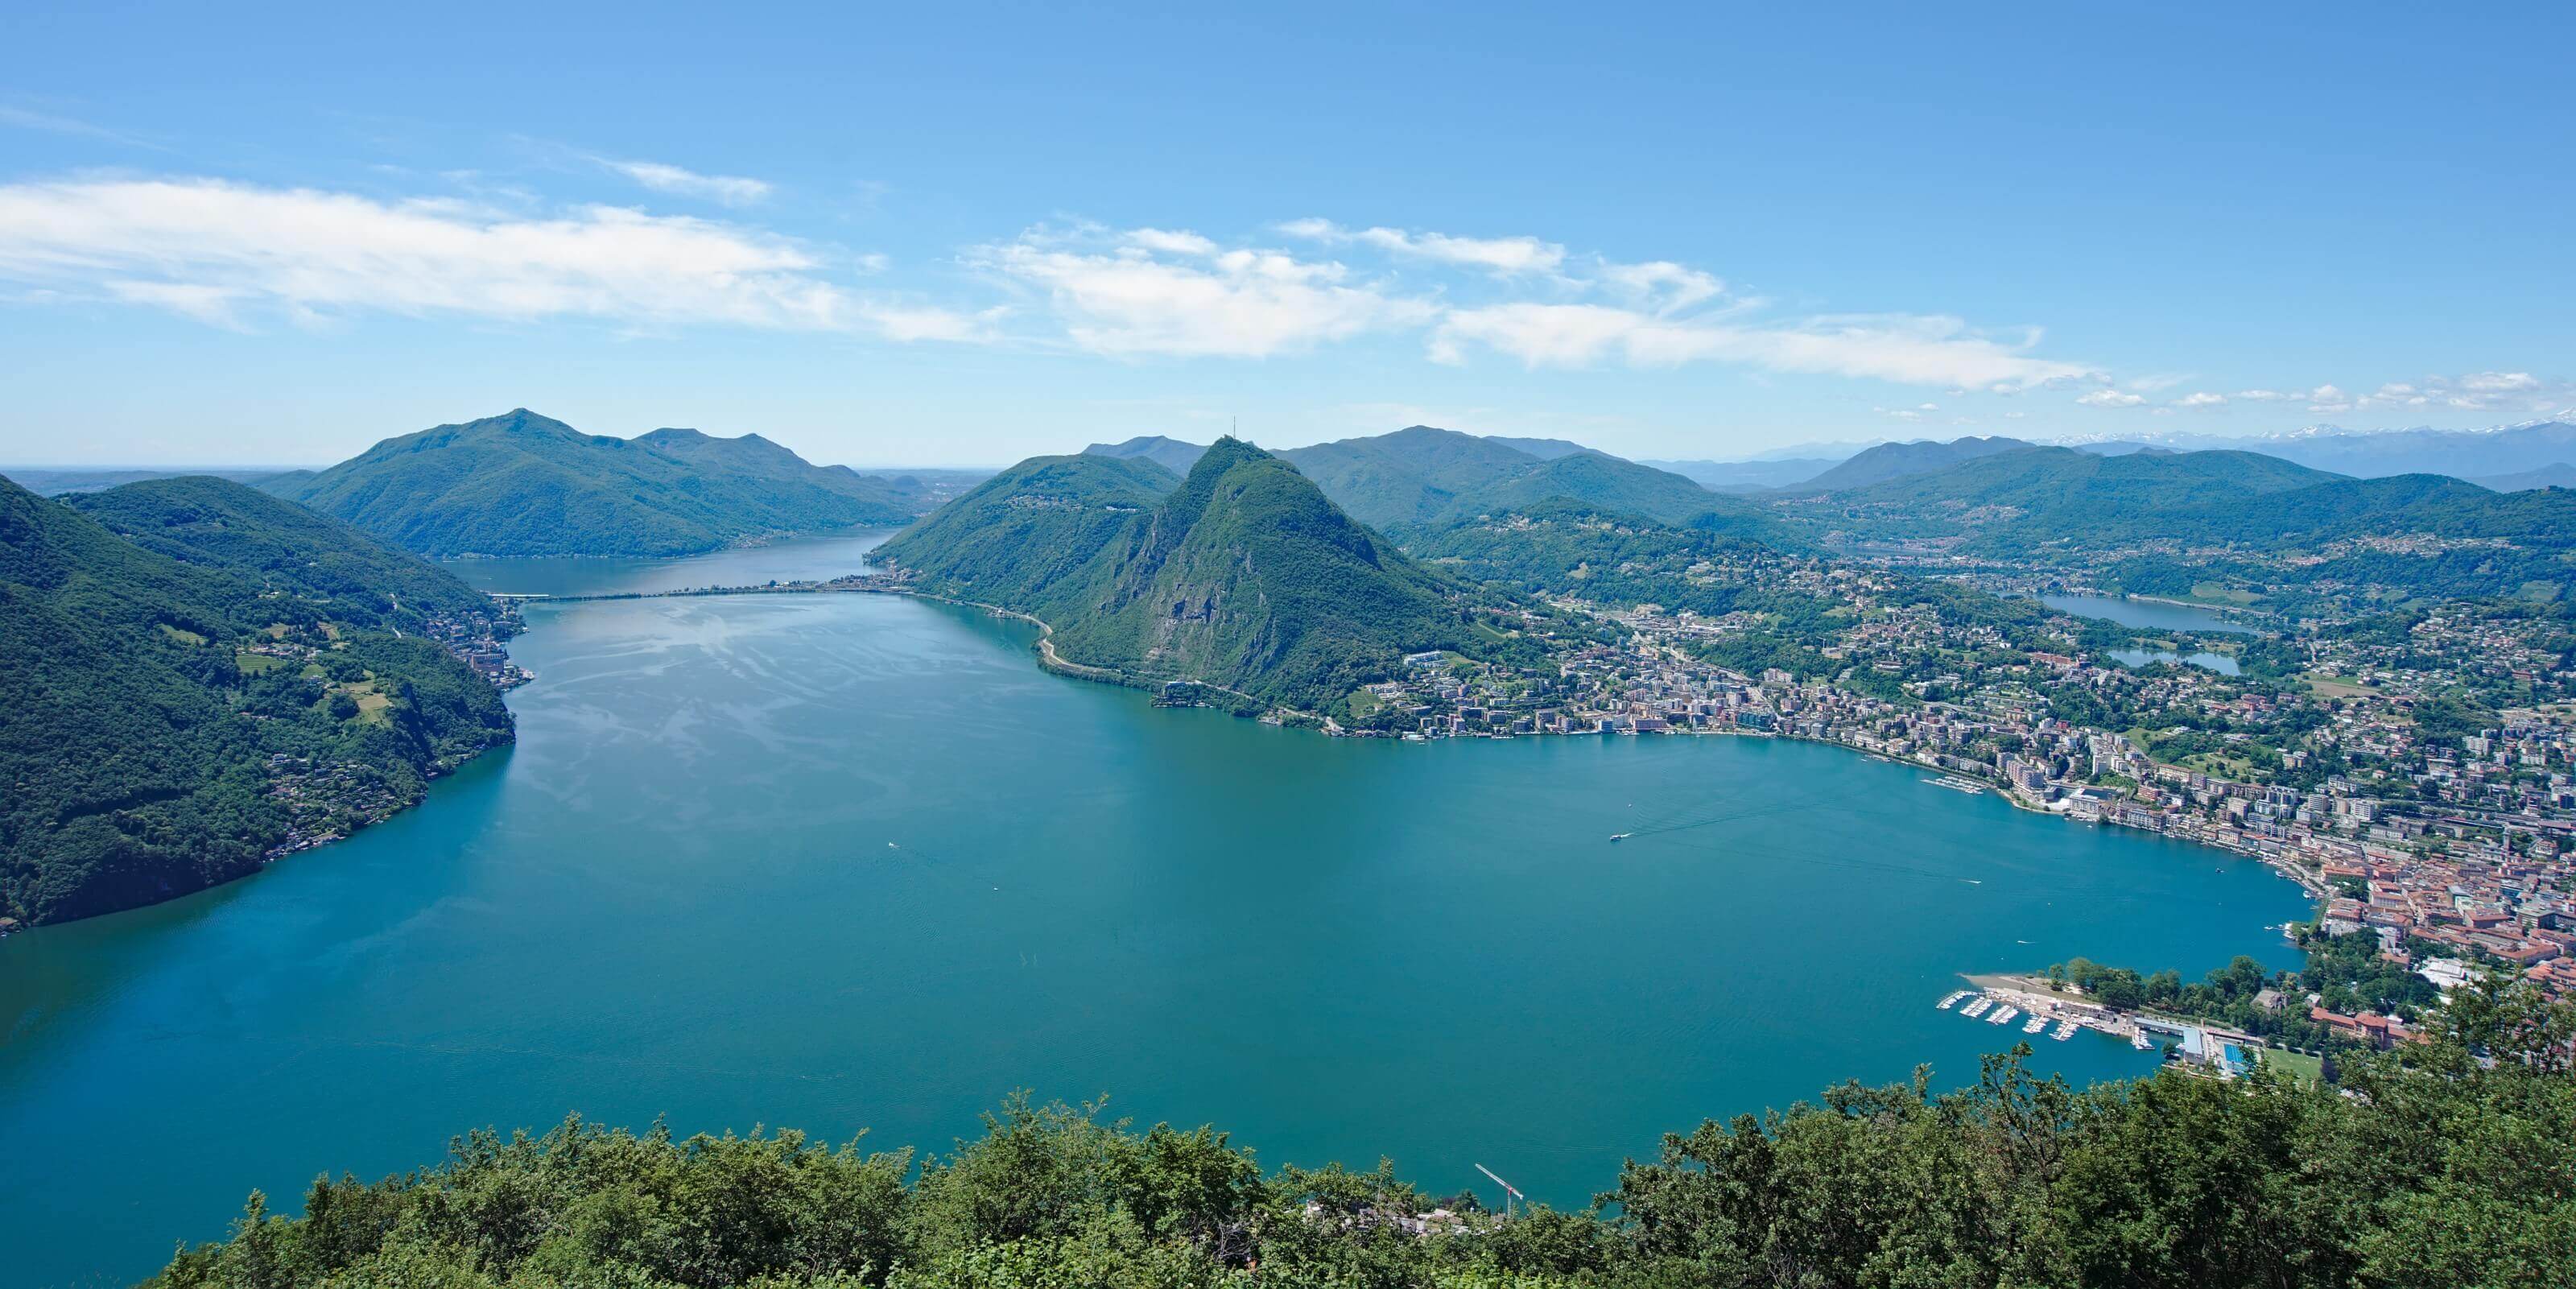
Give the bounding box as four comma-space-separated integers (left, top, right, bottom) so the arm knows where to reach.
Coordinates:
2107, 647, 2242, 675
0, 535, 2313, 1287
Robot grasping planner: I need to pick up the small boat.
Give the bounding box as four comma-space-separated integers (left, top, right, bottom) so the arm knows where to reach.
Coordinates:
2052, 1021, 2076, 1041
1962, 998, 1992, 1018
1608, 832, 1632, 842
2132, 1032, 2153, 1051
1937, 990, 1970, 1010
1988, 1006, 2018, 1025
2023, 1014, 2048, 1034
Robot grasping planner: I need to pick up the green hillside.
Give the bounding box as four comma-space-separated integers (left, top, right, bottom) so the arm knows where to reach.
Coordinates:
1433, 448, 1743, 527
1794, 434, 2034, 490
881, 440, 1480, 712
67, 476, 494, 634
1278, 425, 1730, 529
1823, 444, 2333, 515
0, 475, 514, 925
1278, 426, 1545, 527
873, 452, 1179, 606
270, 410, 929, 558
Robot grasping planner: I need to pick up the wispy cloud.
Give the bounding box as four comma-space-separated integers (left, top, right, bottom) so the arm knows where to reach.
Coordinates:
0, 105, 159, 149
1435, 304, 2096, 390
597, 158, 773, 206
2074, 389, 2147, 408
0, 180, 2131, 395
0, 176, 979, 341
969, 226, 1435, 357
1280, 218, 1567, 275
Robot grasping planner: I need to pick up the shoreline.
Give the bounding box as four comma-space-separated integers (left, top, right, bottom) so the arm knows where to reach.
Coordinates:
530, 575, 2332, 923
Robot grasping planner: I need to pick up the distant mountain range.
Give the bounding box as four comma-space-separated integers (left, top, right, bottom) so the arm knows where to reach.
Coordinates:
263, 409, 946, 558
2470, 463, 2576, 492
0, 466, 306, 495
1088, 425, 1729, 530
1793, 436, 2038, 492
2057, 420, 2576, 481
1084, 435, 1208, 477
881, 438, 1477, 713
1, 474, 514, 925
1637, 457, 1846, 491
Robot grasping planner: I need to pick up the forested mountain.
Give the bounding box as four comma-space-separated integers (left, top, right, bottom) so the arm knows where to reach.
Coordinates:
1278, 426, 1728, 528
266, 409, 931, 558
1794, 435, 2036, 490
1481, 434, 1588, 460
0, 475, 513, 925
873, 452, 1179, 607
1806, 444, 2336, 542
1082, 434, 1208, 476
141, 980, 2576, 1289
881, 439, 1485, 712
67, 477, 494, 634
1276, 426, 1546, 527
1794, 444, 2576, 564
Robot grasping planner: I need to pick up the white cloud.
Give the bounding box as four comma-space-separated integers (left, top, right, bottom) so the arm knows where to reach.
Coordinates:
2459, 370, 2539, 392
1281, 218, 1566, 275
1432, 304, 2097, 390
600, 159, 772, 206
0, 176, 974, 341
2171, 391, 2227, 410
2076, 390, 2147, 408
0, 105, 157, 148
1599, 260, 1725, 313
1123, 227, 1217, 256
973, 229, 1435, 357
855, 302, 1006, 344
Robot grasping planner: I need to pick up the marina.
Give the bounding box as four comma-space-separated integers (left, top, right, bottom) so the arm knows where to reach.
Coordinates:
1922, 775, 1987, 795
1988, 1006, 2018, 1025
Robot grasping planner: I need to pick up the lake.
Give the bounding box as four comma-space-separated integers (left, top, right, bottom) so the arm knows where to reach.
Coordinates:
0, 537, 2312, 1287
2041, 593, 2257, 635
2107, 648, 2242, 676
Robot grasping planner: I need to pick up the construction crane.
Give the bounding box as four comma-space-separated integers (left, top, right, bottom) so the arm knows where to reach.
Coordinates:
1474, 1163, 1525, 1219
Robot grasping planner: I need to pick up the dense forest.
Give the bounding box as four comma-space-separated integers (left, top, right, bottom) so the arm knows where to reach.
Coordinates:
881, 440, 1490, 713
269, 410, 935, 558
149, 977, 2572, 1288
0, 474, 513, 924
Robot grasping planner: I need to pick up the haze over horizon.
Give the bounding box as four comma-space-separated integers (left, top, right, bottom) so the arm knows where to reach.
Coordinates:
2, 4, 2570, 468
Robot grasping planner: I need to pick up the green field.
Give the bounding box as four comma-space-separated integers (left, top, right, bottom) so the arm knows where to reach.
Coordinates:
233, 651, 293, 675
2262, 1047, 2325, 1085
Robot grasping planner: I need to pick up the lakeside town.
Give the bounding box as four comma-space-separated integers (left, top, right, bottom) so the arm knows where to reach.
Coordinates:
1301, 560, 2576, 1028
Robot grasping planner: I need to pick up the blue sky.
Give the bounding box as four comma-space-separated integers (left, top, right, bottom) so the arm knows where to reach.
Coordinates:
2, 3, 2570, 467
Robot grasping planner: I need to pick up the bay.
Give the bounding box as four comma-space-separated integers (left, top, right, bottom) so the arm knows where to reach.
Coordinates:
2, 539, 2311, 1287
